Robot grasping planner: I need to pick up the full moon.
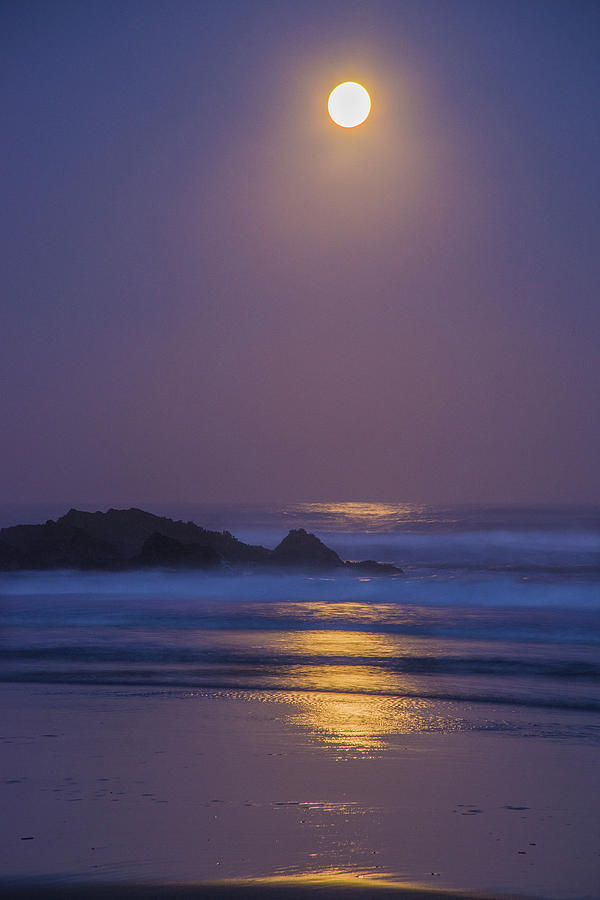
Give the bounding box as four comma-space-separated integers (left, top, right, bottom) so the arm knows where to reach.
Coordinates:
328, 82, 371, 128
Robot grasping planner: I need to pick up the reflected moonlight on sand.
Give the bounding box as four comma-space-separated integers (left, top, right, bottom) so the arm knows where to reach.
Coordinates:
328, 82, 371, 127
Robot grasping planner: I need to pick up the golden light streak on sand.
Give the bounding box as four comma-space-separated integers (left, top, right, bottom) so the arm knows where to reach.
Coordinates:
278, 630, 456, 754
288, 691, 446, 754
0, 875, 524, 898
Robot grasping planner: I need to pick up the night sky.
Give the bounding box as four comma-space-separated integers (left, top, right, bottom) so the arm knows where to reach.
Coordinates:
2, 0, 599, 507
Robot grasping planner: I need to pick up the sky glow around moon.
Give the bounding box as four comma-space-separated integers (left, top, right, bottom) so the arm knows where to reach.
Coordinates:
328, 82, 371, 128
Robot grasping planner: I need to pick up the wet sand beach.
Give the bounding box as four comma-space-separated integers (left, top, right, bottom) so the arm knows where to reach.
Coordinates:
0, 878, 531, 900
1, 684, 598, 899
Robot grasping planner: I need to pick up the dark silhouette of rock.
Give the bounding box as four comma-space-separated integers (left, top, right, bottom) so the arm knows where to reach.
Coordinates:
270, 528, 345, 569
0, 520, 117, 570
136, 532, 223, 568
0, 539, 24, 569
0, 508, 403, 574
55, 507, 270, 564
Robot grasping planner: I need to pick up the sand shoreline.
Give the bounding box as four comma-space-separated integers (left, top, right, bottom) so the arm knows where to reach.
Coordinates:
0, 877, 534, 900
1, 684, 598, 899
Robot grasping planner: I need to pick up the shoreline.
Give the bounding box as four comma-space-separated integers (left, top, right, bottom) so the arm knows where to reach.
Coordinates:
0, 876, 535, 900
1, 684, 599, 899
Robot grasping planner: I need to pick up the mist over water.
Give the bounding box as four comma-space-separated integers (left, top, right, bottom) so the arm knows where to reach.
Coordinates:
1, 504, 599, 731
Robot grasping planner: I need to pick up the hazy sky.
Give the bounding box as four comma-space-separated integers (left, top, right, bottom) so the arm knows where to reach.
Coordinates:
2, 0, 599, 507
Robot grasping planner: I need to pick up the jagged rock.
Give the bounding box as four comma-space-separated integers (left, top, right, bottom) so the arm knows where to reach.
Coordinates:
0, 509, 404, 574
54, 508, 270, 564
270, 528, 344, 569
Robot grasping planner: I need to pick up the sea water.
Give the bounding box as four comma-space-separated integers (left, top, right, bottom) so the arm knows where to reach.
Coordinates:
1, 503, 599, 748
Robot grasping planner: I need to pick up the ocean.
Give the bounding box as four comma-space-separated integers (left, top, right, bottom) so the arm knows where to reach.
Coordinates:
1, 502, 599, 750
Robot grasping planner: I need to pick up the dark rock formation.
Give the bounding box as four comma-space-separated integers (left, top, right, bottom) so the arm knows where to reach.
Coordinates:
271, 528, 344, 569
0, 539, 24, 569
0, 508, 403, 574
269, 528, 402, 574
136, 532, 223, 568
55, 507, 270, 564
0, 520, 117, 570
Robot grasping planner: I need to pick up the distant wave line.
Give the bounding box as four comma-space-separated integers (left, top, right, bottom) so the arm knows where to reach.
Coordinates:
2, 648, 599, 680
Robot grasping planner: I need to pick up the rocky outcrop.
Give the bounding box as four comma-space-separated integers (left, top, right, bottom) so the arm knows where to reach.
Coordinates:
135, 532, 223, 568
0, 508, 403, 574
0, 520, 117, 569
269, 528, 403, 573
0, 539, 24, 569
54, 507, 270, 564
271, 528, 345, 569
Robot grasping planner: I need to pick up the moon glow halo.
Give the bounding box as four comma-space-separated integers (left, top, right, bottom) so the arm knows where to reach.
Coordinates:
328, 82, 371, 128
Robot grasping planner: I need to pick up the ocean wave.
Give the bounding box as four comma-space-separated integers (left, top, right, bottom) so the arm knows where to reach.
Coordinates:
2, 646, 599, 680
1, 568, 599, 607
1, 668, 599, 714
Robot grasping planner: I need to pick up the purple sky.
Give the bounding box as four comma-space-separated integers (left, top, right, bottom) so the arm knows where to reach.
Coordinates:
2, 0, 599, 507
